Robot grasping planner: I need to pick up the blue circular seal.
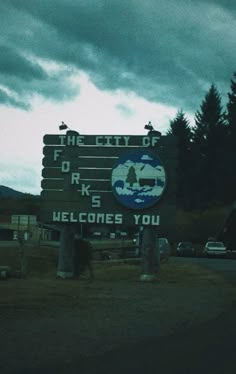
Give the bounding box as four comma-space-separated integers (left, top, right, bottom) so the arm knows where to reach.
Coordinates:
111, 150, 166, 209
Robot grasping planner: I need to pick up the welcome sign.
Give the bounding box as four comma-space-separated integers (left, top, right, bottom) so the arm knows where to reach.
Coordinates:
40, 132, 177, 227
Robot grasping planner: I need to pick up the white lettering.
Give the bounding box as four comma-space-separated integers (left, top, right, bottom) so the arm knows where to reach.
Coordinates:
95, 136, 103, 146
71, 172, 80, 184
52, 211, 80, 222
69, 212, 78, 222
104, 135, 113, 146
53, 212, 61, 221
67, 135, 76, 146
106, 214, 113, 224
51, 212, 125, 224
142, 215, 150, 225
81, 184, 91, 196
142, 136, 160, 147
134, 214, 140, 225
113, 136, 122, 146
53, 149, 62, 161
58, 135, 66, 145
61, 212, 69, 222
123, 136, 130, 146
96, 213, 105, 223
87, 213, 95, 223
151, 215, 160, 225
92, 195, 101, 208
95, 135, 130, 146
142, 136, 150, 147
151, 137, 159, 146
115, 214, 123, 224
61, 161, 70, 173
76, 136, 85, 145
59, 135, 85, 146
133, 214, 160, 225
78, 213, 87, 223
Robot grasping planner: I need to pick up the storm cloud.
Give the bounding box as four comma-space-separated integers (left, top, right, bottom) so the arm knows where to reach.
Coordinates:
1, 0, 235, 111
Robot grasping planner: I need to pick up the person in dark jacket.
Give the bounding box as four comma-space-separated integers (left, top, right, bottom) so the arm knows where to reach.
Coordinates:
73, 234, 94, 280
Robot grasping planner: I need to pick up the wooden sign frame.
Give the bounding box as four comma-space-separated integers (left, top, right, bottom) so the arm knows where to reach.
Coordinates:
40, 132, 178, 227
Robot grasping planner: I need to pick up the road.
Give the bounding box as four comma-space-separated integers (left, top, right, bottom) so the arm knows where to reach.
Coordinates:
176, 255, 236, 286
8, 256, 236, 374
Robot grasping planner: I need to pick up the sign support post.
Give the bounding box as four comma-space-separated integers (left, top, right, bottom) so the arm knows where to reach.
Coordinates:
140, 227, 160, 281
57, 225, 75, 278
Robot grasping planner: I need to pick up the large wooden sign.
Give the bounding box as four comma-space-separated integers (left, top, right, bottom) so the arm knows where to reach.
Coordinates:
40, 132, 178, 226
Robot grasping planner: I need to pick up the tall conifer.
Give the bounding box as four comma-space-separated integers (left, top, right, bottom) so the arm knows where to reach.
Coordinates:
192, 84, 227, 207
167, 110, 193, 208
225, 72, 236, 202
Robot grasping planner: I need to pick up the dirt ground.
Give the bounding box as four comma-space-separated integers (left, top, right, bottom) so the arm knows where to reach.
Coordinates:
0, 245, 236, 373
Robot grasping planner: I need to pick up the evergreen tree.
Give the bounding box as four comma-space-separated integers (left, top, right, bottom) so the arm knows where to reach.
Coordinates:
227, 72, 236, 136
167, 110, 193, 208
225, 72, 236, 202
167, 110, 192, 147
126, 166, 137, 187
194, 84, 226, 151
192, 84, 227, 207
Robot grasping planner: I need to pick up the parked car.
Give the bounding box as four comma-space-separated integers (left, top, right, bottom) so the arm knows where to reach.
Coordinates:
203, 241, 227, 257
158, 237, 171, 262
176, 241, 196, 257
131, 235, 170, 261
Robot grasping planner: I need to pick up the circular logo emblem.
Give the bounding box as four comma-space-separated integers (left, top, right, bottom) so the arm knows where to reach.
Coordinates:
111, 150, 166, 209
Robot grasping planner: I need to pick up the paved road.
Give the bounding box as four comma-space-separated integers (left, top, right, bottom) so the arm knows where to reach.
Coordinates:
178, 256, 236, 286
10, 257, 236, 374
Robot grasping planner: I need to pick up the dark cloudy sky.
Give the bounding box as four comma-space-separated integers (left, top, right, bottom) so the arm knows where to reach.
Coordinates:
0, 0, 235, 193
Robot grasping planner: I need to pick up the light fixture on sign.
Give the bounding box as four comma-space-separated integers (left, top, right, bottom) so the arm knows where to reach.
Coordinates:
59, 121, 71, 131
144, 121, 162, 136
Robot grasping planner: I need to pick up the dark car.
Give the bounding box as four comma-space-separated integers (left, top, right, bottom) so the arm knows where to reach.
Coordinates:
176, 241, 196, 257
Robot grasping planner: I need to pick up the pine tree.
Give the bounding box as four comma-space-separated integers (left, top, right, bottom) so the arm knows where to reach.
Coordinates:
126, 166, 137, 187
167, 110, 192, 149
192, 84, 227, 207
225, 72, 236, 202
227, 72, 236, 136
167, 110, 193, 208
194, 84, 226, 152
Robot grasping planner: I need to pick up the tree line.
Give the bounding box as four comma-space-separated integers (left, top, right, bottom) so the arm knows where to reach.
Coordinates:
166, 71, 236, 211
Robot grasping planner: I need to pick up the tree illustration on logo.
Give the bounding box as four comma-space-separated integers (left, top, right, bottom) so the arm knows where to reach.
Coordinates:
126, 166, 137, 187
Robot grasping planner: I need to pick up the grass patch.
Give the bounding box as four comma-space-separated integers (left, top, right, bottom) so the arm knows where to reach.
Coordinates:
0, 244, 233, 316
0, 244, 229, 284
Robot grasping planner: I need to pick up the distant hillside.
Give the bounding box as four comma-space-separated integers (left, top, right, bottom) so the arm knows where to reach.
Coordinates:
0, 185, 25, 198
0, 186, 40, 215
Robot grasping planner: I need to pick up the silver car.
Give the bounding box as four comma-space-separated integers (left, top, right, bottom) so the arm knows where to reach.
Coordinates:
204, 241, 227, 257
